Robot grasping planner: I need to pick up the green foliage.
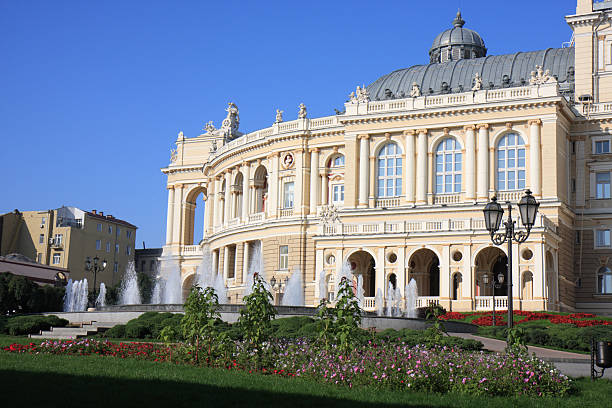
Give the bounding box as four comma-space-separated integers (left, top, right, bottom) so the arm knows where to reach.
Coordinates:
424, 304, 447, 344
104, 283, 120, 306
0, 272, 64, 314
180, 285, 229, 365
1, 315, 68, 336
316, 277, 363, 352
103, 312, 182, 340
137, 272, 153, 304
505, 326, 528, 356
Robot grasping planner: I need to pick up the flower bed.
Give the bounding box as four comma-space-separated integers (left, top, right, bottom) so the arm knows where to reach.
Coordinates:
3, 338, 571, 397
440, 310, 612, 327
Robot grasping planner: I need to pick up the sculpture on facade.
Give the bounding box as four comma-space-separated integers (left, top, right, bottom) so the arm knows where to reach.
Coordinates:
472, 72, 483, 91
298, 103, 307, 119
349, 85, 370, 103
204, 120, 216, 134
170, 148, 178, 163
319, 205, 341, 226
275, 109, 284, 123
530, 65, 557, 85
221, 102, 240, 134
410, 82, 421, 97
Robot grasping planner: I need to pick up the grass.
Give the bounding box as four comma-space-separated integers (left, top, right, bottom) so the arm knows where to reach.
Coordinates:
1, 351, 612, 407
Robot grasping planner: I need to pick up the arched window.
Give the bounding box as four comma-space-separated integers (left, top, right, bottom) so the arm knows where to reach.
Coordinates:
377, 143, 402, 197
328, 154, 345, 205
597, 267, 612, 294
496, 133, 526, 191
331, 155, 345, 168
435, 138, 462, 194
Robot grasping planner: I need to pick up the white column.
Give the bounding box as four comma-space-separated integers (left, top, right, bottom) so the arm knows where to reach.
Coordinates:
203, 193, 211, 238
224, 171, 231, 225
314, 248, 324, 303
295, 149, 304, 215
213, 177, 221, 228
321, 170, 329, 206
477, 124, 489, 200
269, 154, 280, 217
223, 246, 230, 281
404, 131, 416, 204
529, 119, 542, 197
212, 249, 219, 275
416, 129, 428, 204
165, 186, 175, 244
310, 148, 320, 211
464, 125, 476, 201
243, 242, 249, 285
173, 185, 184, 245
358, 135, 370, 207
440, 245, 451, 299
242, 163, 250, 221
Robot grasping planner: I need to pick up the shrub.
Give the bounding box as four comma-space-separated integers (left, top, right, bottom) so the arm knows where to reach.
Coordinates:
104, 324, 126, 338
0, 273, 64, 314
3, 315, 68, 336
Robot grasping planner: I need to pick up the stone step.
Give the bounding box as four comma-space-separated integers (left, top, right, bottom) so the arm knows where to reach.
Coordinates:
29, 320, 120, 340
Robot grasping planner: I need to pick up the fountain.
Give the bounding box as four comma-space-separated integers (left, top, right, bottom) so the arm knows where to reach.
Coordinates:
196, 247, 215, 289
119, 261, 141, 305
336, 261, 353, 287
385, 282, 395, 317
281, 267, 304, 306
96, 283, 107, 308
356, 274, 365, 308
318, 270, 327, 302
213, 271, 228, 303
151, 257, 182, 304
63, 278, 89, 312
243, 241, 263, 298
375, 288, 384, 316
404, 278, 418, 318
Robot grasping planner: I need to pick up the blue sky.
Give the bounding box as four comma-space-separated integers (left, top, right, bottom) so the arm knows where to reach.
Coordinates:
0, 0, 577, 248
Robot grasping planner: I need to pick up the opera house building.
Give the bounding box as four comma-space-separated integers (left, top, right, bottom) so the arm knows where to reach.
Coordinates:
162, 1, 612, 315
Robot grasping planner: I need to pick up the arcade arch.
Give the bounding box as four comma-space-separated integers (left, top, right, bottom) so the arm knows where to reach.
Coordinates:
183, 186, 207, 245
347, 250, 376, 297
407, 248, 440, 296
474, 247, 508, 296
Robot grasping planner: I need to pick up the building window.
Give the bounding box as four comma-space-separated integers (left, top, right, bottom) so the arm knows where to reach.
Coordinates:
106, 242, 111, 252
596, 229, 611, 248
41, 217, 46, 227
279, 245, 289, 270
113, 262, 118, 273
149, 260, 156, 272
37, 253, 42, 263
331, 184, 344, 204
54, 234, 63, 245
141, 260, 146, 272
39, 234, 44, 244
126, 230, 132, 239
331, 155, 345, 167
598, 267, 612, 294
435, 138, 462, 194
575, 231, 581, 244
496, 133, 525, 191
283, 181, 294, 208
126, 245, 131, 256
97, 223, 102, 232
115, 244, 119, 253
596, 172, 611, 199
116, 227, 121, 236
595, 140, 610, 154
52, 253, 60, 265
96, 240, 101, 250
377, 142, 402, 197
108, 226, 112, 234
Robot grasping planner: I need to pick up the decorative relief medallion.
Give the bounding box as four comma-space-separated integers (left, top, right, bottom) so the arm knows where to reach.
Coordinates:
281, 152, 294, 169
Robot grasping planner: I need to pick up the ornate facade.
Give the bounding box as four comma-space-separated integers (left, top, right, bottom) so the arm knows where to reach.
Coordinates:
162, 1, 612, 315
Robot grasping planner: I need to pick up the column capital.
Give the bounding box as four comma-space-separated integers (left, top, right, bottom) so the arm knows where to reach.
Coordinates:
463, 125, 476, 131
309, 147, 320, 153
476, 123, 489, 130
225, 169, 232, 175
241, 161, 250, 168
358, 134, 370, 140
403, 129, 418, 136
528, 119, 543, 126
167, 185, 175, 190
369, 155, 376, 161
319, 169, 328, 177
505, 122, 514, 130
417, 128, 428, 135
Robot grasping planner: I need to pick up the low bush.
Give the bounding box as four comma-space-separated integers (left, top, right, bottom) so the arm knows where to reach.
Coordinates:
103, 312, 182, 340
1, 315, 68, 336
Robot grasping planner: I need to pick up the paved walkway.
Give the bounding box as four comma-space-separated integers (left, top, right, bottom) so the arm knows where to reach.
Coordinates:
448, 332, 612, 379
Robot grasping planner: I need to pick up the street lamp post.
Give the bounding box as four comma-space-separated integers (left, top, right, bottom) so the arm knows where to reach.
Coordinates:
269, 275, 289, 305
483, 190, 539, 330
481, 270, 505, 327
85, 256, 107, 308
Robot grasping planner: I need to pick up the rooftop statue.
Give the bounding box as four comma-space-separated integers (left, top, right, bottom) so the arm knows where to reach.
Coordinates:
221, 102, 240, 134
298, 103, 307, 119
275, 109, 284, 123
350, 85, 370, 104
204, 120, 216, 134
472, 72, 483, 91
410, 82, 421, 98
530, 65, 557, 86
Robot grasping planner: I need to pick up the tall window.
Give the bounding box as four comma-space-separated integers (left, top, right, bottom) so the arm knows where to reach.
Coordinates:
377, 142, 402, 197
39, 234, 44, 244
115, 244, 119, 253
279, 245, 289, 270
331, 184, 344, 204
97, 223, 102, 232
37, 253, 42, 263
283, 181, 294, 208
598, 267, 612, 294
113, 262, 118, 273
108, 226, 112, 234
116, 227, 121, 236
54, 234, 63, 245
126, 245, 131, 256
435, 138, 462, 193
41, 217, 46, 227
52, 253, 60, 265
126, 230, 132, 239
496, 133, 525, 191
596, 172, 611, 199
106, 242, 111, 252
96, 239, 101, 250
596, 229, 611, 248
595, 140, 610, 154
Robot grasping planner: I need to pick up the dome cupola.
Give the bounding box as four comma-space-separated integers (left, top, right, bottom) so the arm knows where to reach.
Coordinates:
429, 10, 487, 64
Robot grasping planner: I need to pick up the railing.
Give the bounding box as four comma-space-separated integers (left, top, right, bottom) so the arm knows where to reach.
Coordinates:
496, 191, 523, 202
363, 297, 376, 311
181, 245, 202, 256
433, 193, 461, 205
279, 208, 293, 217
475, 296, 508, 311
415, 296, 440, 308
582, 102, 612, 115
228, 218, 240, 226
249, 212, 264, 222
375, 197, 401, 208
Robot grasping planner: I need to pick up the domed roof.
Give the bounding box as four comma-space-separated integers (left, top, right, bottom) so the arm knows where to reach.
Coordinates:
429, 11, 487, 63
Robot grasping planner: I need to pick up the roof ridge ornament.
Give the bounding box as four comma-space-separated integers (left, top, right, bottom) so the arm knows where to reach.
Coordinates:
453, 9, 465, 28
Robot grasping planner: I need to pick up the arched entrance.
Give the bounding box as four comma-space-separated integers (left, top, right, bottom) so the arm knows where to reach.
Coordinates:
474, 247, 508, 296
408, 248, 440, 296
253, 165, 268, 213
181, 273, 196, 301
347, 251, 376, 297
184, 186, 207, 245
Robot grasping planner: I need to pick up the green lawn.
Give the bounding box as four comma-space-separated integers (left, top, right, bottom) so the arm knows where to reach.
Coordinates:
1, 351, 611, 407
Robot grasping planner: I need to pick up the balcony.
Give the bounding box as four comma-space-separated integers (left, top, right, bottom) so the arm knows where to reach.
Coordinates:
279, 208, 294, 218
375, 197, 401, 208
361, 296, 440, 312
433, 193, 460, 205
249, 212, 264, 222
181, 245, 203, 257
475, 296, 508, 311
